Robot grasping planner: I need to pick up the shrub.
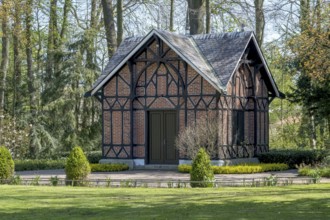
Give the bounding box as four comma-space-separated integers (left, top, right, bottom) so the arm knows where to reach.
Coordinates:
178, 163, 289, 174
177, 164, 191, 173
90, 163, 129, 172
14, 159, 65, 171
176, 115, 218, 159
86, 151, 102, 163
10, 175, 22, 185
0, 146, 15, 182
298, 166, 330, 178
257, 149, 328, 168
65, 146, 91, 186
50, 176, 59, 186
190, 148, 214, 188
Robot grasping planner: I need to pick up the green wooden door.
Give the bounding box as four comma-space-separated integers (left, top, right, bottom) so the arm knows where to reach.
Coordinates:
149, 111, 178, 164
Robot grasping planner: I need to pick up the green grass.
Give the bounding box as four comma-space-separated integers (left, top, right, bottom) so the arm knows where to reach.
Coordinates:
0, 184, 329, 219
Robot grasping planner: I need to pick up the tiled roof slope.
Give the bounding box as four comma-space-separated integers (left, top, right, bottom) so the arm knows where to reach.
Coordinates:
89, 36, 143, 94
87, 29, 276, 96
192, 32, 252, 87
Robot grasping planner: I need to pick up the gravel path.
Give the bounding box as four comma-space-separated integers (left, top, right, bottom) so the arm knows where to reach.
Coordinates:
15, 169, 330, 184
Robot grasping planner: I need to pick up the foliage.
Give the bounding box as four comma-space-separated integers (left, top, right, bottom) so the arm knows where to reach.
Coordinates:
298, 166, 330, 178
190, 148, 214, 188
285, 3, 330, 149
31, 176, 41, 186
86, 151, 102, 164
178, 163, 289, 174
1, 185, 330, 219
177, 164, 191, 173
65, 146, 91, 185
0, 114, 30, 158
14, 159, 66, 171
176, 115, 218, 159
257, 149, 328, 168
90, 163, 129, 172
0, 146, 15, 181
9, 175, 22, 185
49, 176, 59, 186
212, 163, 288, 174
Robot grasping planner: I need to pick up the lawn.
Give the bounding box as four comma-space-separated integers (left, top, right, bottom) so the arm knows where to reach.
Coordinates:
0, 184, 329, 220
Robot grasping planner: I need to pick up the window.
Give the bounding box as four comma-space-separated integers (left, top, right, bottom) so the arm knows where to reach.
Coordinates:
232, 110, 244, 145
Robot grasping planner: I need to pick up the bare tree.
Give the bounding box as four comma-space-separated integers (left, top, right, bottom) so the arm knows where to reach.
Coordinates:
117, 0, 123, 45
176, 115, 219, 159
187, 0, 205, 34
102, 0, 117, 58
205, 0, 210, 33
254, 0, 265, 46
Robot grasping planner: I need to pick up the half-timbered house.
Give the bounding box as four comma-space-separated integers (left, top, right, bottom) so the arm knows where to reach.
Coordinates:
85, 29, 283, 168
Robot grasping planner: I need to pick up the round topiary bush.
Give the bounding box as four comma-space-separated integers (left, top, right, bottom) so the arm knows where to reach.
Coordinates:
0, 146, 15, 183
190, 148, 214, 188
65, 146, 91, 186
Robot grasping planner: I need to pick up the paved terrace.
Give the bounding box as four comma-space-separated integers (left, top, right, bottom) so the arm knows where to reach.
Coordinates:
15, 169, 330, 187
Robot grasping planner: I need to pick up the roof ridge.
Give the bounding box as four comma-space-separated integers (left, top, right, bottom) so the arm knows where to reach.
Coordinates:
192, 31, 253, 40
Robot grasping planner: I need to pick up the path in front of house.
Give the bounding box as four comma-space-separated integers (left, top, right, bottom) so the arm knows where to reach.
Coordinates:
15, 169, 330, 185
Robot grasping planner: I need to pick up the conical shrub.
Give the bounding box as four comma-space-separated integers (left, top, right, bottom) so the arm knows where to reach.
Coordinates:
65, 146, 91, 186
0, 146, 15, 183
190, 148, 214, 188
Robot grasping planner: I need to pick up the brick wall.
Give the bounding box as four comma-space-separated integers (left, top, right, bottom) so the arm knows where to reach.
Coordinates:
101, 37, 270, 160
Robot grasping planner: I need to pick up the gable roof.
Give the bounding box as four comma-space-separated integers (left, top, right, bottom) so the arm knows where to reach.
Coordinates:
87, 29, 280, 97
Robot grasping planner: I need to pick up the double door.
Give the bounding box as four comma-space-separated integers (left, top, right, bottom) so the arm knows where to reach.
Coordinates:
148, 111, 178, 164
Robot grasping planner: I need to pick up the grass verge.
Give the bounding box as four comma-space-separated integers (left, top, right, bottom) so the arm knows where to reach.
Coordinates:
0, 184, 329, 219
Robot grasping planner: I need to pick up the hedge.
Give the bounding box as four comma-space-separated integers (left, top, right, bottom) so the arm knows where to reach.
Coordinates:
178, 163, 289, 174
14, 159, 66, 171
14, 159, 130, 173
298, 166, 330, 178
257, 149, 328, 168
90, 163, 129, 172
86, 151, 102, 164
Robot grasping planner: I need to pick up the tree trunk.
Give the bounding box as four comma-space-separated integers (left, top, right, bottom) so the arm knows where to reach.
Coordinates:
102, 0, 117, 58
170, 0, 174, 32
187, 0, 205, 35
310, 111, 317, 149
13, 1, 22, 116
26, 0, 37, 157
254, 0, 265, 46
117, 0, 123, 46
0, 0, 9, 144
205, 0, 210, 33
60, 0, 71, 41
45, 0, 58, 88
300, 0, 310, 32
315, 0, 321, 32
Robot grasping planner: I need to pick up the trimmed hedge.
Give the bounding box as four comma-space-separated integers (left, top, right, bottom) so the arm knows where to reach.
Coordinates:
298, 166, 330, 178
90, 163, 129, 172
257, 149, 328, 168
86, 151, 102, 164
0, 146, 15, 181
14, 159, 129, 173
178, 163, 289, 174
65, 146, 91, 186
190, 148, 214, 188
54, 151, 102, 164
14, 159, 66, 171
